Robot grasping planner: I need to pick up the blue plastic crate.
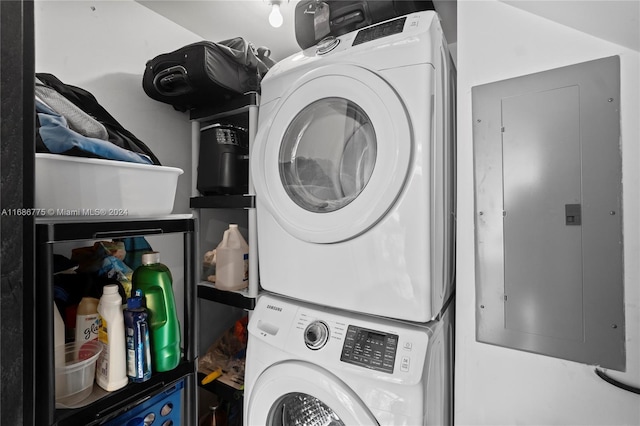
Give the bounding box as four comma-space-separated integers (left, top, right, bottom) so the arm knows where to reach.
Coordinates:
104, 379, 184, 426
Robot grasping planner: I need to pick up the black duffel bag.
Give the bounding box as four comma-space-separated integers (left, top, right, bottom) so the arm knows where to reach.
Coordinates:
143, 37, 275, 111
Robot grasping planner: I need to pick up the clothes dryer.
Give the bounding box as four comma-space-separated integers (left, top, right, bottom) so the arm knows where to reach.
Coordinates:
252, 11, 455, 322
244, 293, 454, 425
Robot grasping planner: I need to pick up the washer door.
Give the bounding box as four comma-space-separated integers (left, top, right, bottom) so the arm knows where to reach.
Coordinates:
253, 64, 412, 243
246, 361, 379, 425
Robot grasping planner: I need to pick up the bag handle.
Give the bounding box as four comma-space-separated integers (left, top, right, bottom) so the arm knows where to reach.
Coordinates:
152, 65, 191, 97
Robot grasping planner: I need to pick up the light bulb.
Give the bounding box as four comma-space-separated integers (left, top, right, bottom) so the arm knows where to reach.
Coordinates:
269, 3, 283, 28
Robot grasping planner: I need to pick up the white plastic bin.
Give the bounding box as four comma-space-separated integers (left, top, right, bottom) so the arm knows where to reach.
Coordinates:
36, 153, 183, 217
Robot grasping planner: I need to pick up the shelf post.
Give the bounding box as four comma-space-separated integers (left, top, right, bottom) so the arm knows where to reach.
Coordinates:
248, 99, 260, 298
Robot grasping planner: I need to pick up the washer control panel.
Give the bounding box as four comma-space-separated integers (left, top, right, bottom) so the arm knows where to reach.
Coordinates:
340, 325, 399, 373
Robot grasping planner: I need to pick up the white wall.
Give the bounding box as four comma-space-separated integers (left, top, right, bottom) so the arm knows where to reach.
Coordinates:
34, 0, 201, 214
456, 2, 640, 425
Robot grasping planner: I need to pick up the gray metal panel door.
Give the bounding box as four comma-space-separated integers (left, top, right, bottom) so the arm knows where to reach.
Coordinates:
502, 86, 583, 341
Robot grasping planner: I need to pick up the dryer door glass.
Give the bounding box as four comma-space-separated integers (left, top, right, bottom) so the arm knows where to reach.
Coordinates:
279, 98, 376, 213
254, 65, 413, 244
268, 392, 345, 426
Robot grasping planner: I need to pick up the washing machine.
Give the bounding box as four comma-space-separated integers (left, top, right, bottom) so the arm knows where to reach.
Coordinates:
244, 293, 453, 425
251, 11, 456, 322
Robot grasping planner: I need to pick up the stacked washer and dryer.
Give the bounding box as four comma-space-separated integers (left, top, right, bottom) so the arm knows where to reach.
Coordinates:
245, 8, 456, 426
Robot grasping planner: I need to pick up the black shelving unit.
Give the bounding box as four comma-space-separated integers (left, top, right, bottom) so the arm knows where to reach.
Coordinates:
190, 93, 259, 311
190, 94, 260, 422
197, 282, 256, 311
190, 192, 256, 311
189, 92, 258, 123
34, 216, 197, 426
190, 194, 254, 210
190, 193, 256, 311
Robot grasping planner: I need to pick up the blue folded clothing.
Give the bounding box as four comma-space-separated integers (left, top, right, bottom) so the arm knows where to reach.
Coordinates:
36, 98, 153, 165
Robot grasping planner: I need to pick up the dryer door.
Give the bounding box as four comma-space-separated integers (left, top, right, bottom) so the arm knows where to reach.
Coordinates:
246, 361, 380, 425
252, 64, 412, 243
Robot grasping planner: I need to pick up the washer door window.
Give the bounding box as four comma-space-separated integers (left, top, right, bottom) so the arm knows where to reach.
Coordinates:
246, 361, 379, 425
269, 392, 345, 426
253, 65, 412, 243
280, 98, 376, 213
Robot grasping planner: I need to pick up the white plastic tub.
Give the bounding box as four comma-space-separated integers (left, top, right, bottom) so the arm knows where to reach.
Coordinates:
36, 153, 183, 217
55, 340, 102, 406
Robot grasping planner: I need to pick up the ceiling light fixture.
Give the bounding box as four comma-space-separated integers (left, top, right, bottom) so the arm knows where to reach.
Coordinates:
268, 0, 284, 28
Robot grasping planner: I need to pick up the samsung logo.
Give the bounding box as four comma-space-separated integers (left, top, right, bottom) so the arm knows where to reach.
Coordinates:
266, 304, 283, 312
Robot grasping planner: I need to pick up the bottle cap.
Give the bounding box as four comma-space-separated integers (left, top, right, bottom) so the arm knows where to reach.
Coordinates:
229, 224, 238, 229
127, 289, 145, 309
141, 251, 160, 265
127, 295, 143, 309
103, 284, 119, 295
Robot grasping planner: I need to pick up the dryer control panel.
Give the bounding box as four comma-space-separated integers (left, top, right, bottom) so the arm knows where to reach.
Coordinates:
352, 16, 407, 46
340, 326, 398, 373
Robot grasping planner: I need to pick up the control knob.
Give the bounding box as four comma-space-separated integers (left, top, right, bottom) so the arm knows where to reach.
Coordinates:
316, 36, 340, 55
304, 321, 330, 350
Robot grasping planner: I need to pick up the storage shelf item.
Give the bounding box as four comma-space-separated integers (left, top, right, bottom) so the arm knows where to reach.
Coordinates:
34, 216, 197, 426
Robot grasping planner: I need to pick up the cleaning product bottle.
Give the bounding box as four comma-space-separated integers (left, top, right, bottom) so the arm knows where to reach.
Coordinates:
124, 289, 152, 383
95, 284, 128, 391
75, 279, 100, 357
132, 252, 181, 372
215, 224, 249, 291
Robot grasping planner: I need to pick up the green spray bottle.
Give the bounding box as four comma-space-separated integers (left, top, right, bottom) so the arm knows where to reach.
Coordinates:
132, 252, 181, 372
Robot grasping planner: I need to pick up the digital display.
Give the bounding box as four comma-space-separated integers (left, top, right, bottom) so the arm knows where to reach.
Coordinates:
364, 331, 385, 346
353, 17, 407, 46
340, 325, 398, 373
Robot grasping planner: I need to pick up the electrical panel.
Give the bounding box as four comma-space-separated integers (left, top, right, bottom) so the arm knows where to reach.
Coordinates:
472, 56, 625, 370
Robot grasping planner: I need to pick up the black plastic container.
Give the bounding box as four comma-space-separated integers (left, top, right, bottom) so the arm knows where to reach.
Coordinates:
197, 124, 249, 195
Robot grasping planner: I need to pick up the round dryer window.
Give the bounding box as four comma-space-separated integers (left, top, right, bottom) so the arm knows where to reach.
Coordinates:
279, 98, 376, 213
252, 64, 412, 243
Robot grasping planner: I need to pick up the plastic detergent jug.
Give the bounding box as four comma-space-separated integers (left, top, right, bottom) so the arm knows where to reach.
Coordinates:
215, 224, 249, 291
124, 289, 152, 382
96, 284, 128, 391
132, 252, 181, 372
